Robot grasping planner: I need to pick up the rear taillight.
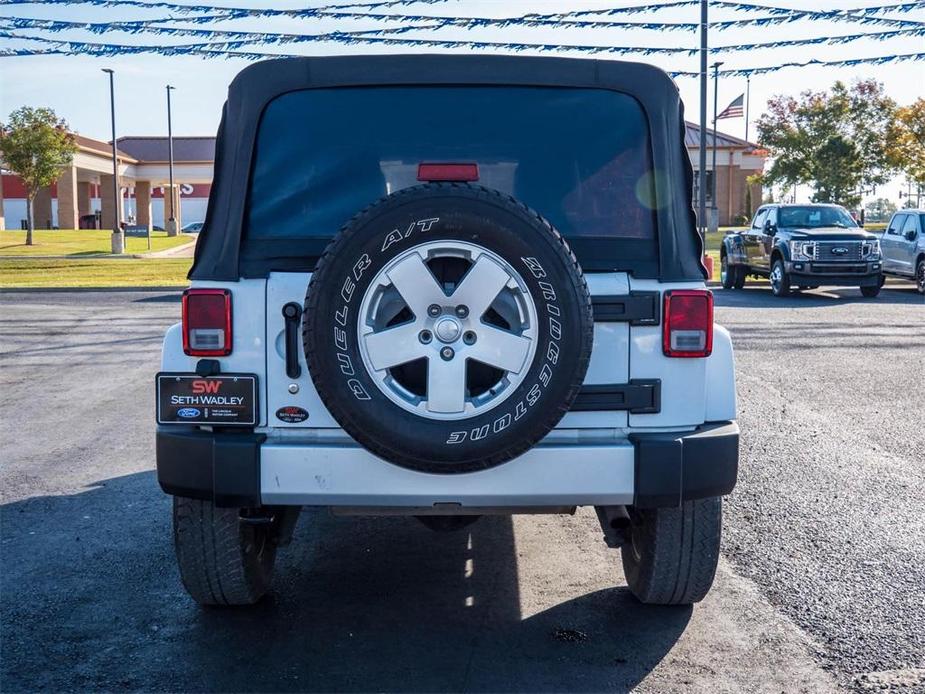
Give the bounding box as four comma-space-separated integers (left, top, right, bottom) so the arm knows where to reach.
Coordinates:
182, 288, 232, 356
662, 290, 713, 358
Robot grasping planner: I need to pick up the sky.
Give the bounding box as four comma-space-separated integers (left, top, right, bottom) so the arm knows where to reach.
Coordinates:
1, 0, 923, 204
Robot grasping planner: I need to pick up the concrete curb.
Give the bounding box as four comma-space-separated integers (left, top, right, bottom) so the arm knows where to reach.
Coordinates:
707, 280, 770, 287
0, 286, 186, 293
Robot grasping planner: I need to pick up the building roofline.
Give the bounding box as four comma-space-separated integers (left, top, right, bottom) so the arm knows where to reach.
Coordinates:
116, 135, 216, 141
684, 121, 760, 150
74, 134, 137, 162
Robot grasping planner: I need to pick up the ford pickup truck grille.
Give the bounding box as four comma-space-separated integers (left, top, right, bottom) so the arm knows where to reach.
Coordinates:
812, 241, 862, 261
809, 263, 868, 274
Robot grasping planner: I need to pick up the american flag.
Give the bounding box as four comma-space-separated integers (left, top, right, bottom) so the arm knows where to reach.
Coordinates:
717, 94, 744, 120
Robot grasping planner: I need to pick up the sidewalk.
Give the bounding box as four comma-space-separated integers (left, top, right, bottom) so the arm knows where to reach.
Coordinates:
0, 238, 196, 261
141, 239, 197, 258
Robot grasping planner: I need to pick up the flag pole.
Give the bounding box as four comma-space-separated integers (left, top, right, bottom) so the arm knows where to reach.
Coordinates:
745, 76, 751, 143
711, 61, 723, 232
698, 0, 708, 242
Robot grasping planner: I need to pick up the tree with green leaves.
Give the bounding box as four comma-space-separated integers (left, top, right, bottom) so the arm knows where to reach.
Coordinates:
0, 107, 78, 245
756, 79, 896, 208
886, 98, 925, 188
864, 197, 897, 222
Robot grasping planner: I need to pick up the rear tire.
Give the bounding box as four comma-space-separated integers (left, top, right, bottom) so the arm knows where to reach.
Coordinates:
720, 253, 744, 290
173, 496, 279, 606
621, 497, 722, 605
733, 266, 746, 290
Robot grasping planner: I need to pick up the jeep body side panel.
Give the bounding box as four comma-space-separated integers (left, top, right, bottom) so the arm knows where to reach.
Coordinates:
160, 279, 269, 425
265, 273, 338, 428
704, 325, 737, 423
626, 278, 708, 428
162, 277, 738, 437
158, 274, 739, 508
556, 272, 631, 430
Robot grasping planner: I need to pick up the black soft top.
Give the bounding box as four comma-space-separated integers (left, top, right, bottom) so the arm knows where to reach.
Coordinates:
190, 54, 705, 281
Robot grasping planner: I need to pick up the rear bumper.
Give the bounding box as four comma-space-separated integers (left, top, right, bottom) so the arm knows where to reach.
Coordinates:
156, 421, 738, 509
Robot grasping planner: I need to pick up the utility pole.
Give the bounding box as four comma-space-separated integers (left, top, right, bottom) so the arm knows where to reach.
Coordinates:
698, 0, 708, 242
102, 68, 122, 254
166, 84, 177, 237
711, 61, 724, 234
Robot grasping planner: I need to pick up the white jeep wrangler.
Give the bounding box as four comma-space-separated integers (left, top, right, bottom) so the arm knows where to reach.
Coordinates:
156, 55, 739, 607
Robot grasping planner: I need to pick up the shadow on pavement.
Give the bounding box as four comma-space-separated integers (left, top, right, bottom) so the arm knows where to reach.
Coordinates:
1, 472, 689, 693
714, 284, 922, 309
133, 293, 183, 303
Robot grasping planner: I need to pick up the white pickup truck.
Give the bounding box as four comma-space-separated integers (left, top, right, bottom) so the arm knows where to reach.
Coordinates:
156, 55, 739, 607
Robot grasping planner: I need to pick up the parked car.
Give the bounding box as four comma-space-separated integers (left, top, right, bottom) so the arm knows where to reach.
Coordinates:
181, 221, 204, 233
880, 210, 925, 294
721, 203, 883, 297
156, 55, 739, 607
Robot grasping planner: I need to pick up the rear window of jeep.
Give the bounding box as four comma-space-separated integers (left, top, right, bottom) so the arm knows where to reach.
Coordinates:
244, 86, 657, 258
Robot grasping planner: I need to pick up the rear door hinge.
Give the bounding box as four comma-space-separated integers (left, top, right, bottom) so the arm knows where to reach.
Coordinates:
591, 292, 659, 325
570, 380, 661, 414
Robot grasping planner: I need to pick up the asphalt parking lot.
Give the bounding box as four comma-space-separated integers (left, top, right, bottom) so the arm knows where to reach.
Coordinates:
1, 285, 922, 692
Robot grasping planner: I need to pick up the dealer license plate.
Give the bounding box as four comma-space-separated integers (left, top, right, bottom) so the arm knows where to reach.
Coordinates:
156, 373, 257, 426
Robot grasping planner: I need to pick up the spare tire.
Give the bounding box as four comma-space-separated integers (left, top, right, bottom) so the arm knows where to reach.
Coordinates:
303, 183, 592, 473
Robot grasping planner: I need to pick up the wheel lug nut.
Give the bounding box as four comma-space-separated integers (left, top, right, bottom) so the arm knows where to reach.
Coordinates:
455, 305, 469, 318
419, 330, 432, 344
427, 304, 441, 317
440, 346, 454, 361
463, 331, 476, 345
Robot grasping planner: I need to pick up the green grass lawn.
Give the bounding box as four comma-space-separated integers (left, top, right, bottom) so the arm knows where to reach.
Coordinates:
706, 250, 721, 281
704, 230, 725, 252
0, 258, 192, 287
0, 229, 194, 257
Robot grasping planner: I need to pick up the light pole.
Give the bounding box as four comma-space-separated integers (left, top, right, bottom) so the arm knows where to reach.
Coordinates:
166, 84, 178, 237
698, 0, 708, 242
710, 61, 724, 233
102, 68, 122, 254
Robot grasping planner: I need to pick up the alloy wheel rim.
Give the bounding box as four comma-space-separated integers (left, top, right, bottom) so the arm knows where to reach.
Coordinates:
918, 263, 925, 292
357, 240, 538, 421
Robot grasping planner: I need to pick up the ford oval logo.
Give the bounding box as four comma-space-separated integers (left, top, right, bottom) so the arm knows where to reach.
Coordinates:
831, 247, 848, 255
177, 407, 201, 418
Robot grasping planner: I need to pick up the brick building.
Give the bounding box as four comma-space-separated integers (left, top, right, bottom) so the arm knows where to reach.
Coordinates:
0, 135, 213, 231
686, 122, 766, 227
